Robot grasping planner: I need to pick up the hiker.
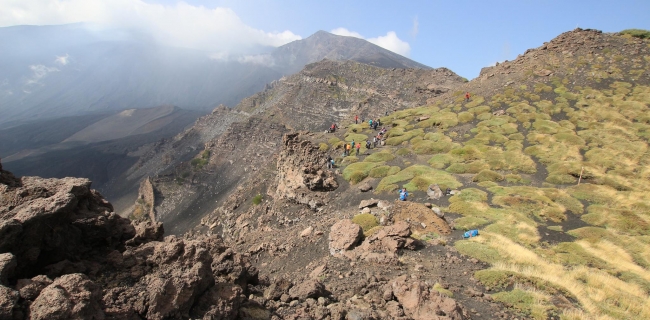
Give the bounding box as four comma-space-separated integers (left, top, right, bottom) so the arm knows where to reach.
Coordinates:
366, 139, 371, 149
356, 142, 361, 155
329, 123, 336, 133
351, 140, 355, 150
377, 119, 381, 126
465, 92, 470, 102
373, 136, 377, 147
345, 143, 351, 156
369, 119, 373, 127
399, 188, 408, 201
326, 155, 333, 169
355, 115, 358, 124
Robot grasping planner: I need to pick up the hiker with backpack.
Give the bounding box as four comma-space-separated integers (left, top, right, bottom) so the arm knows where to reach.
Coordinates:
356, 142, 361, 155
355, 115, 359, 124
326, 155, 333, 169
465, 92, 470, 102
345, 143, 351, 156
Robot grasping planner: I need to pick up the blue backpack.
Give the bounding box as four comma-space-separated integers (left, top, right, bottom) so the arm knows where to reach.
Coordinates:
463, 230, 479, 238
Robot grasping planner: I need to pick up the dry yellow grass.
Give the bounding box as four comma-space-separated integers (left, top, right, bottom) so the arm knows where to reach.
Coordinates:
462, 233, 650, 319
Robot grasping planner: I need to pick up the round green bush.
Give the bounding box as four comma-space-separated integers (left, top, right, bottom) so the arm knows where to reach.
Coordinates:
352, 213, 379, 232
472, 170, 505, 182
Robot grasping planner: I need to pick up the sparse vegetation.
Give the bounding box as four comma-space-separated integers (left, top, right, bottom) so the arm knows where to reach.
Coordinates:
252, 194, 263, 205
620, 28, 650, 39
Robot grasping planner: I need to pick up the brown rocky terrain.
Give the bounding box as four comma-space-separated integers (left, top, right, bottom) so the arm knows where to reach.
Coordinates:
0, 156, 481, 319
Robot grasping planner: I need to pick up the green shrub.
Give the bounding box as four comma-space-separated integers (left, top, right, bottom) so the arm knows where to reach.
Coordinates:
328, 137, 341, 145
319, 143, 329, 151
458, 112, 474, 123
546, 174, 577, 185
369, 165, 391, 178
352, 214, 379, 234
620, 29, 650, 39
252, 194, 263, 205
396, 148, 412, 156
191, 157, 208, 169
365, 152, 395, 162
342, 162, 381, 184
473, 170, 505, 182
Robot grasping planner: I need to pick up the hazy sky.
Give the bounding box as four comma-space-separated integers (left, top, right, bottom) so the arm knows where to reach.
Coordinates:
2, 0, 650, 78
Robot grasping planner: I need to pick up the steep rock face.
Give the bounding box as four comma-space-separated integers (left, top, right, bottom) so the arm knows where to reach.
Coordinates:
0, 168, 135, 279
276, 132, 338, 209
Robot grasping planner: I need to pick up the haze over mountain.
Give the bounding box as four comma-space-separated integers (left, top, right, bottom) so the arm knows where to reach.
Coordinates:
0, 24, 430, 128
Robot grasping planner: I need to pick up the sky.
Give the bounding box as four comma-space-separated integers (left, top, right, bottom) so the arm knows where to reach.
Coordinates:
2, 0, 650, 79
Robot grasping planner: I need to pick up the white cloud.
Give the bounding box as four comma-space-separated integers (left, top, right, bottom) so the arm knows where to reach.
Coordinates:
0, 0, 302, 55
330, 27, 411, 57
410, 16, 419, 38
55, 54, 70, 65
331, 27, 363, 39
237, 54, 274, 66
26, 65, 59, 85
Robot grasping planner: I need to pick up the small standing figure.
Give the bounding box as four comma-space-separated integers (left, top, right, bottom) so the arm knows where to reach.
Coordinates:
327, 155, 333, 169
399, 188, 408, 201
355, 115, 359, 124
356, 142, 361, 155
465, 92, 470, 102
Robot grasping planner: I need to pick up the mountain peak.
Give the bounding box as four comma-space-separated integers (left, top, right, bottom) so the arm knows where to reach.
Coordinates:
271, 30, 431, 74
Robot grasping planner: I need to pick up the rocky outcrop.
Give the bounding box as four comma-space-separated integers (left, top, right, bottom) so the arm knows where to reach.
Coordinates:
389, 275, 466, 320
427, 184, 443, 200
133, 176, 156, 222
0, 169, 135, 280
0, 162, 263, 319
328, 219, 363, 256
276, 132, 338, 209
330, 220, 418, 264
392, 201, 452, 235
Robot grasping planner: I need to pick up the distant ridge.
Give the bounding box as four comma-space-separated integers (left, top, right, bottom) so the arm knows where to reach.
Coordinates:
271, 30, 430, 74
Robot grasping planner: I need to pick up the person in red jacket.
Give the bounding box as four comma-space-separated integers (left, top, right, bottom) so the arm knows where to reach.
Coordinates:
465, 92, 470, 102
356, 142, 361, 155
355, 115, 359, 124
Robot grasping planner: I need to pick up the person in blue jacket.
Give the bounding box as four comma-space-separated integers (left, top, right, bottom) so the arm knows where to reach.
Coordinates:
399, 188, 408, 201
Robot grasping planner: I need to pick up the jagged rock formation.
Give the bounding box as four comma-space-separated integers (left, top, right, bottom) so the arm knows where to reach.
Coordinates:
0, 161, 262, 319
276, 132, 338, 209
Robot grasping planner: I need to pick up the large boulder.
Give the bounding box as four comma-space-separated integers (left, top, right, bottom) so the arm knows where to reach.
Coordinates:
390, 275, 466, 320
0, 169, 136, 278
0, 253, 16, 285
0, 285, 19, 319
427, 184, 443, 200
29, 274, 104, 320
288, 279, 326, 301
328, 219, 363, 255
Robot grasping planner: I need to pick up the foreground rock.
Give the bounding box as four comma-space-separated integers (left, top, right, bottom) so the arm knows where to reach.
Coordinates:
390, 275, 467, 319
0, 162, 261, 319
328, 219, 363, 255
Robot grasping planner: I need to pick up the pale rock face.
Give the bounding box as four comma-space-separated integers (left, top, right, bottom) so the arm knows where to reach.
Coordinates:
328, 219, 363, 256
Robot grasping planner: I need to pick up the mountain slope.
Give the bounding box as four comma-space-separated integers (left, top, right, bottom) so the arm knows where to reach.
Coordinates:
130, 28, 650, 319
125, 59, 464, 233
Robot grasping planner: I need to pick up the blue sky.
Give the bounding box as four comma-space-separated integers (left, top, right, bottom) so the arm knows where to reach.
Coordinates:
3, 0, 650, 79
